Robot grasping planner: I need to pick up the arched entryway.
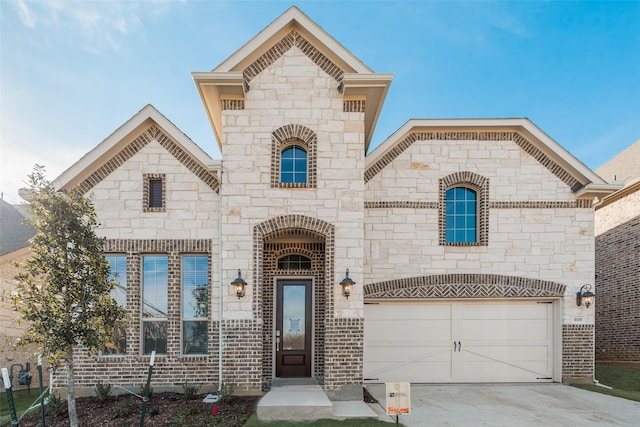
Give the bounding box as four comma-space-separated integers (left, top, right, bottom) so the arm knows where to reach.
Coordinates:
253, 215, 335, 390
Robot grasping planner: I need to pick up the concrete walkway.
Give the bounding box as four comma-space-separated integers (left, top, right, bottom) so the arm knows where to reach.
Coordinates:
257, 378, 377, 421
366, 383, 640, 426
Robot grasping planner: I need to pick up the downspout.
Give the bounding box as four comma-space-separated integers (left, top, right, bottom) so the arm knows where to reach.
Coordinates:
217, 164, 224, 395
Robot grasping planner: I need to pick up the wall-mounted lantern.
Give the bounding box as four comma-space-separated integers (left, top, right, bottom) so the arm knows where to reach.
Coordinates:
340, 269, 355, 299
576, 284, 595, 309
231, 269, 247, 299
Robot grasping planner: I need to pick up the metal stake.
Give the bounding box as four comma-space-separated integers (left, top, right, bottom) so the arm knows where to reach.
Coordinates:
139, 351, 155, 427
38, 356, 46, 427
2, 367, 18, 426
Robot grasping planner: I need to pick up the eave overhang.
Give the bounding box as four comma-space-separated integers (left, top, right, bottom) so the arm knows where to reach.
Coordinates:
342, 73, 393, 152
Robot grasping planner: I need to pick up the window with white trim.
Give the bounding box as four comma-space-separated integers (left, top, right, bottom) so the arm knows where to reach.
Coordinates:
142, 255, 168, 354
182, 255, 208, 355
104, 255, 127, 355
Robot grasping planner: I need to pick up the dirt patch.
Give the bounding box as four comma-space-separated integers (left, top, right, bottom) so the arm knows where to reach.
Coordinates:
7, 392, 259, 427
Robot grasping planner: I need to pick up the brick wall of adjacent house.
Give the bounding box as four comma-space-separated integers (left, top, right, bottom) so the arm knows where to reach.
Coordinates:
595, 187, 640, 362
0, 248, 51, 390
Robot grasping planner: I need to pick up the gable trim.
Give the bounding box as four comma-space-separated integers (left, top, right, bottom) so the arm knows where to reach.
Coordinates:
243, 30, 344, 88
365, 130, 579, 188
76, 124, 219, 194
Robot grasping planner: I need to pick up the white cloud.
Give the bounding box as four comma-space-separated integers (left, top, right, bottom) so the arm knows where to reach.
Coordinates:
8, 0, 176, 54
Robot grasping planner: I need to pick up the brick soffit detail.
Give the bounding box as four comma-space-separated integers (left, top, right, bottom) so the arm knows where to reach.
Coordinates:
77, 124, 220, 194
364, 274, 566, 299
364, 131, 580, 189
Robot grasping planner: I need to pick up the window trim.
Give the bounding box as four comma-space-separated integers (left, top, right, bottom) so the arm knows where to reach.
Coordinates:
439, 172, 489, 246
280, 144, 308, 185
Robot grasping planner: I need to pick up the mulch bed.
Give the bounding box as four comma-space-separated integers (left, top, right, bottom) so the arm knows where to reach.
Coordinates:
7, 392, 259, 427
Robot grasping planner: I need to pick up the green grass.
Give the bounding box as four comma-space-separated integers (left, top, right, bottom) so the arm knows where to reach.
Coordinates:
573, 364, 640, 402
0, 388, 46, 425
244, 416, 399, 426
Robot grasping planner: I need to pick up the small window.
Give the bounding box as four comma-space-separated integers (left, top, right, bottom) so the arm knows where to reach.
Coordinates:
278, 254, 312, 270
142, 255, 168, 355
149, 180, 163, 208
445, 187, 477, 243
182, 256, 209, 355
280, 146, 307, 184
104, 255, 127, 355
143, 173, 166, 212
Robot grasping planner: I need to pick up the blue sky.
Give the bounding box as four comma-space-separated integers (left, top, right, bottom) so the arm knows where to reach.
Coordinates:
1, 0, 638, 203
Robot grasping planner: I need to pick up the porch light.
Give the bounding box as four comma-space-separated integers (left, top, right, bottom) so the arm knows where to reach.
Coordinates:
340, 269, 355, 299
231, 269, 247, 299
576, 284, 595, 309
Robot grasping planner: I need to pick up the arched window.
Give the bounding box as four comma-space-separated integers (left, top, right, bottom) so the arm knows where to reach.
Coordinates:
280, 145, 308, 184
445, 187, 477, 243
278, 254, 312, 270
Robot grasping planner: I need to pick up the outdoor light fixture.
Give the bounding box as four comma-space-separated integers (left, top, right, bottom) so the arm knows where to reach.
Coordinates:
576, 284, 595, 309
231, 269, 247, 299
340, 269, 355, 299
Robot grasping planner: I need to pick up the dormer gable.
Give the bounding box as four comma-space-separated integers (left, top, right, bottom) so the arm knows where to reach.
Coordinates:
193, 6, 392, 151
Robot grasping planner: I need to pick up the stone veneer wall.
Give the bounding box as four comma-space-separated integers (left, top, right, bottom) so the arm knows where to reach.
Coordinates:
595, 187, 640, 362
562, 324, 595, 383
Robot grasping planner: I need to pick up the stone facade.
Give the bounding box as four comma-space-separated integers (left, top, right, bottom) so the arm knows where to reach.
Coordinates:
46, 7, 610, 396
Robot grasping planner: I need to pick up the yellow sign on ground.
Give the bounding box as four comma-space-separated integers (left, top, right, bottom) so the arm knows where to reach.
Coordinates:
385, 382, 411, 415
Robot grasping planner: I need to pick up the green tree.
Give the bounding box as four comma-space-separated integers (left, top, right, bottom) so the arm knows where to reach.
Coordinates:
12, 166, 126, 427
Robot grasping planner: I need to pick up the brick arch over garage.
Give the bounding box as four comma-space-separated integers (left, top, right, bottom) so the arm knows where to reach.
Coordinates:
364, 274, 566, 299
253, 215, 335, 388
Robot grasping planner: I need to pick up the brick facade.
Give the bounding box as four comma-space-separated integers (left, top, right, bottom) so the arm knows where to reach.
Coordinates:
562, 324, 595, 383
595, 185, 640, 362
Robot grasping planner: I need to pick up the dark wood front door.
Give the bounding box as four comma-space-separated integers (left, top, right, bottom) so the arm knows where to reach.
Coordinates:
276, 279, 312, 377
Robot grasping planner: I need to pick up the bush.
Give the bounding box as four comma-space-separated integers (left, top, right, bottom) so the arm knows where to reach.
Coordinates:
139, 383, 153, 398
182, 382, 201, 400
114, 398, 137, 418
95, 381, 112, 401
46, 392, 65, 417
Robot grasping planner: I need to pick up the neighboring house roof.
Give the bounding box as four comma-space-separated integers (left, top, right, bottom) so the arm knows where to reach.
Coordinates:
365, 118, 616, 200
192, 6, 393, 152
595, 139, 640, 184
51, 104, 219, 194
0, 199, 35, 256
595, 177, 640, 210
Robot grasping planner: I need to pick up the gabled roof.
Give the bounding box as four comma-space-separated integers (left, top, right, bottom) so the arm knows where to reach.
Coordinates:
0, 199, 35, 256
52, 104, 219, 194
366, 118, 616, 200
193, 6, 392, 151
595, 139, 640, 184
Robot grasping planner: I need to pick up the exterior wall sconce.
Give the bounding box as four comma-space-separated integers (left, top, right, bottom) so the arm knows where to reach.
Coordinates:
340, 269, 355, 299
576, 284, 595, 308
231, 269, 247, 299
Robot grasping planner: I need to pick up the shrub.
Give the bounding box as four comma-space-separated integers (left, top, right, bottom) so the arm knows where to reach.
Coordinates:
95, 381, 112, 401
139, 383, 153, 398
114, 398, 137, 418
182, 382, 201, 400
46, 392, 65, 417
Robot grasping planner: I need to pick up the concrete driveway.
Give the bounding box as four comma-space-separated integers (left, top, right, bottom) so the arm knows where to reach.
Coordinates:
365, 383, 640, 426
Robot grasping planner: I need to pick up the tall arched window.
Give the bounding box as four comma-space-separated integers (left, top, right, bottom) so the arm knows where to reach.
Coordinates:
280, 145, 308, 184
445, 187, 477, 243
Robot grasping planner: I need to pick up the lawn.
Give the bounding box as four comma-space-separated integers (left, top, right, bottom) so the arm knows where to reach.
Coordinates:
573, 364, 640, 402
0, 387, 46, 425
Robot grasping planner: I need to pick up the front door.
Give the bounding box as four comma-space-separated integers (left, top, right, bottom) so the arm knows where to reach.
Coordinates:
276, 279, 312, 377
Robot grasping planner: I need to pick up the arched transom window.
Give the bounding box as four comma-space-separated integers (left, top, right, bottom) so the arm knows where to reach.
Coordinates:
278, 254, 312, 270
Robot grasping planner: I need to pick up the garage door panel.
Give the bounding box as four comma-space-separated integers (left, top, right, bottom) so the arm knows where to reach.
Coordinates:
367, 319, 452, 341
462, 319, 550, 340
364, 301, 554, 383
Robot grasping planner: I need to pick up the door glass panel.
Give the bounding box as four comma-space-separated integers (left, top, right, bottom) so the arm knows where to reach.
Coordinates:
282, 285, 306, 351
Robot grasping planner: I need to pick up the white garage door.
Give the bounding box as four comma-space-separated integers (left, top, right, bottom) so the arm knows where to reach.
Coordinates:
364, 301, 554, 383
